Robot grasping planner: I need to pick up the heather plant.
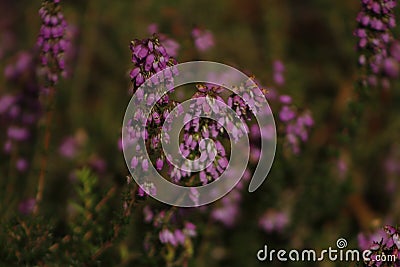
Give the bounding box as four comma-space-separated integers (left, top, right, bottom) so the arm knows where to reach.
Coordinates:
0, 1, 399, 267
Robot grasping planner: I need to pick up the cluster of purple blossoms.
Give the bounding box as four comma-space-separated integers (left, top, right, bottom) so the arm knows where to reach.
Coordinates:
253, 60, 313, 155
129, 35, 178, 91
125, 35, 181, 197
228, 93, 252, 121
211, 169, 251, 227
358, 225, 400, 266
192, 27, 215, 52
278, 95, 314, 154
158, 222, 197, 247
142, 206, 197, 254
37, 0, 69, 86
168, 84, 231, 185
354, 0, 399, 88
1, 52, 42, 172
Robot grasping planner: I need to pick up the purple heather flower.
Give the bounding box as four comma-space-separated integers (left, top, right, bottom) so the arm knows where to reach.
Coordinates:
383, 57, 399, 78
3, 140, 12, 154
189, 187, 200, 206
18, 198, 36, 215
142, 159, 149, 172
58, 136, 78, 159
7, 126, 29, 141
37, 0, 69, 87
228, 94, 252, 120
161, 38, 180, 58
16, 158, 28, 172
147, 23, 158, 34
129, 35, 177, 92
183, 222, 197, 237
211, 178, 249, 228
258, 210, 289, 233
171, 88, 231, 185
354, 0, 398, 88
384, 156, 400, 175
88, 156, 107, 174
273, 60, 286, 86
337, 158, 348, 179
0, 52, 42, 162
391, 41, 400, 60
143, 205, 154, 223
4, 52, 32, 80
0, 95, 15, 114
126, 36, 179, 178
274, 60, 285, 73
192, 28, 214, 52
174, 229, 186, 245
147, 24, 181, 57
156, 158, 164, 170
274, 73, 285, 86
279, 95, 292, 104
279, 106, 296, 122
138, 183, 157, 197
159, 229, 177, 246
212, 202, 239, 228
130, 157, 139, 169
278, 103, 313, 154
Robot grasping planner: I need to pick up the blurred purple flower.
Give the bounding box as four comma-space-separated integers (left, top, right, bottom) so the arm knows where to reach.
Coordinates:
159, 228, 177, 246
258, 210, 289, 233
16, 158, 28, 172
174, 229, 186, 245
337, 158, 348, 179
183, 222, 197, 237
4, 52, 32, 80
18, 198, 36, 215
7, 126, 29, 141
383, 57, 399, 78
58, 137, 78, 159
279, 106, 296, 122
189, 187, 200, 206
273, 60, 285, 86
192, 28, 214, 52
211, 202, 239, 228
143, 205, 154, 223
0, 95, 15, 114
88, 156, 107, 174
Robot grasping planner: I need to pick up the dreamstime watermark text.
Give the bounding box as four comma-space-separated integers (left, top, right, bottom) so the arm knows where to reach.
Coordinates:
257, 238, 398, 263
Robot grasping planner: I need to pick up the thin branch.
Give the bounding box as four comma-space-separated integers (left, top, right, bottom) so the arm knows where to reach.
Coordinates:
34, 86, 55, 215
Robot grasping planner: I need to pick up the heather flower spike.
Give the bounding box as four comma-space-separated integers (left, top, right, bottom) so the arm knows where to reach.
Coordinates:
129, 35, 177, 92
126, 35, 179, 197
37, 0, 69, 88
354, 0, 399, 88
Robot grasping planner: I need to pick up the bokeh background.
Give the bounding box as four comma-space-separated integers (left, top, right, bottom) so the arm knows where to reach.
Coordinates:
1, 0, 399, 266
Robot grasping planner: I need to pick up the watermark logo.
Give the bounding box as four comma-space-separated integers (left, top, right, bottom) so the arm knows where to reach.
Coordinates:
122, 61, 276, 207
256, 238, 398, 263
